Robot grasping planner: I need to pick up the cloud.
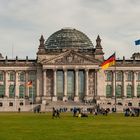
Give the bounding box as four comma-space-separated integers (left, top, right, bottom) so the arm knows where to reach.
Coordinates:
0, 0, 140, 58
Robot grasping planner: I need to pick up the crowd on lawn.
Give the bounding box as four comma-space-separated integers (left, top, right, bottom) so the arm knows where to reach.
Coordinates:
18, 103, 140, 118
51, 104, 112, 118
51, 104, 140, 118
123, 107, 140, 117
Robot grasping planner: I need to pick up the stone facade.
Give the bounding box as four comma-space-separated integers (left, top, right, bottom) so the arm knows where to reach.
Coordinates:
0, 28, 140, 111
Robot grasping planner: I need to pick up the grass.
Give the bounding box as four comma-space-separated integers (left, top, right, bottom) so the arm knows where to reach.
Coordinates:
0, 112, 140, 140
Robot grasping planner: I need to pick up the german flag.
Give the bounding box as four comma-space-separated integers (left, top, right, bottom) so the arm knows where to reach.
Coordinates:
27, 81, 32, 87
101, 53, 116, 70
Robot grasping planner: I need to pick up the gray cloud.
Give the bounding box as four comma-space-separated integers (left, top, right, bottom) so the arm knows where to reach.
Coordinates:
0, 0, 140, 59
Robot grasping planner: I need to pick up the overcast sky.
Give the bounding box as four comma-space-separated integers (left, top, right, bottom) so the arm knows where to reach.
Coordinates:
0, 0, 140, 59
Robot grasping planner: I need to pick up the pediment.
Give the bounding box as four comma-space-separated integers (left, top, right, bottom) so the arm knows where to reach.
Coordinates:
41, 50, 100, 65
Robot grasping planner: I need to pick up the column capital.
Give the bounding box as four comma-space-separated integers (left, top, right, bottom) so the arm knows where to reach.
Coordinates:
63, 68, 67, 72
4, 70, 8, 73
43, 69, 46, 72
94, 69, 98, 72
74, 68, 79, 72
85, 68, 89, 72
53, 69, 57, 72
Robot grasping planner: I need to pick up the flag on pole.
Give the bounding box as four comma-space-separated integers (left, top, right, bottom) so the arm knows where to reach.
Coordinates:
101, 53, 116, 70
27, 81, 32, 87
135, 39, 140, 45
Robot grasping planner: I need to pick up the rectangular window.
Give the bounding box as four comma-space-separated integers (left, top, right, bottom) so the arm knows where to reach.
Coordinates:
0, 72, 3, 81
20, 73, 25, 81
10, 73, 15, 81
106, 72, 112, 81
29, 72, 36, 81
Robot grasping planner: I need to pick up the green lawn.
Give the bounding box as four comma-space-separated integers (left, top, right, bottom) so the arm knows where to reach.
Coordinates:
0, 112, 140, 140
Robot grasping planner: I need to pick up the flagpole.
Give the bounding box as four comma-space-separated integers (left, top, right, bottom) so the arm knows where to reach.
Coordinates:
114, 52, 117, 112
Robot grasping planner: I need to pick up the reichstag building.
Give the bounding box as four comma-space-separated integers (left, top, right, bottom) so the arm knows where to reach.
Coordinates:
0, 28, 140, 111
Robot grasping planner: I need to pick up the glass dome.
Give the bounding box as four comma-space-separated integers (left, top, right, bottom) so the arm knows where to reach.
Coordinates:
45, 28, 93, 49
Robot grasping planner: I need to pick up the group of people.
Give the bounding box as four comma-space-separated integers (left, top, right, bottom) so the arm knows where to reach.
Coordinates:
73, 107, 88, 117
51, 106, 140, 118
124, 107, 140, 117
52, 107, 60, 119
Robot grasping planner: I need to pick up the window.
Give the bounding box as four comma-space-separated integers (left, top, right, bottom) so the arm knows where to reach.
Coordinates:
19, 72, 25, 81
9, 85, 15, 98
116, 72, 122, 81
29, 71, 36, 81
137, 85, 140, 97
57, 71, 64, 99
106, 85, 112, 97
19, 85, 25, 98
106, 71, 112, 81
0, 71, 4, 81
0, 102, 3, 107
0, 85, 5, 97
9, 72, 15, 81
127, 85, 132, 98
137, 72, 140, 81
116, 85, 122, 98
29, 85, 35, 99
9, 102, 13, 106
128, 102, 132, 106
20, 102, 24, 106
127, 72, 133, 81
117, 102, 123, 106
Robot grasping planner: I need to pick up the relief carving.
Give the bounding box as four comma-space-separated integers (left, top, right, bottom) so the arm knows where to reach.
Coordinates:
54, 53, 85, 64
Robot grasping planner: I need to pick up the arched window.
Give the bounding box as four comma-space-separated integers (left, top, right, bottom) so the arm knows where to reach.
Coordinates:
19, 72, 25, 81
29, 85, 36, 99
29, 71, 36, 81
127, 72, 133, 81
106, 71, 112, 81
137, 85, 140, 97
0, 85, 5, 97
9, 72, 15, 81
0, 71, 4, 81
106, 85, 112, 97
127, 85, 132, 98
116, 72, 122, 81
19, 85, 25, 98
9, 85, 15, 98
116, 85, 122, 98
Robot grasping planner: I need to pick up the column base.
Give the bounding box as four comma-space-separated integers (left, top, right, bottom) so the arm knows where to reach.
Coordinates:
63, 96, 67, 101
52, 96, 57, 101
74, 96, 79, 102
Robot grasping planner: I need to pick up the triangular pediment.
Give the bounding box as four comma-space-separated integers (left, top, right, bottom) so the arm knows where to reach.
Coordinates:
41, 50, 100, 65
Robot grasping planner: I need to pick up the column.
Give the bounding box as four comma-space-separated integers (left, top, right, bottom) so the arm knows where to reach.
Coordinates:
53, 69, 56, 96
123, 71, 126, 97
85, 69, 89, 99
15, 71, 18, 97
133, 71, 137, 97
63, 69, 67, 101
94, 70, 97, 98
25, 71, 28, 97
52, 69, 57, 101
74, 69, 79, 101
5, 71, 9, 97
43, 70, 46, 97
112, 71, 115, 97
